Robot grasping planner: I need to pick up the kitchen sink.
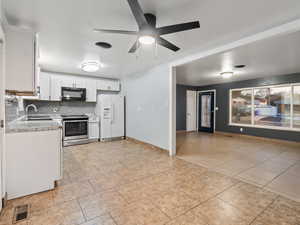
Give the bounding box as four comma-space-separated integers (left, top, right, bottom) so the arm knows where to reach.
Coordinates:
25, 115, 53, 121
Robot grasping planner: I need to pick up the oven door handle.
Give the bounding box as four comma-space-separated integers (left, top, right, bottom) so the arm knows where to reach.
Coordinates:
63, 120, 88, 123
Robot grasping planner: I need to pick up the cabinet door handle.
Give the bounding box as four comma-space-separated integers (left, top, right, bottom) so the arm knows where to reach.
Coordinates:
0, 120, 4, 128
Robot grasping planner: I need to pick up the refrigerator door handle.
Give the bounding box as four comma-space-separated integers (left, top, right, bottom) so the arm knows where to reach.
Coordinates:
111, 104, 114, 124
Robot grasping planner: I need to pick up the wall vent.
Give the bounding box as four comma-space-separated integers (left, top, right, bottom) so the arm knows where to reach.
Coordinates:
13, 204, 30, 223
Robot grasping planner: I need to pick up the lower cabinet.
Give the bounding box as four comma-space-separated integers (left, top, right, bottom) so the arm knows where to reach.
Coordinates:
89, 121, 99, 140
6, 129, 62, 199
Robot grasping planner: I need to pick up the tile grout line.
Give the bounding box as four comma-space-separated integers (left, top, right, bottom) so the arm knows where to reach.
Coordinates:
174, 180, 243, 222
248, 195, 279, 225
262, 160, 298, 188
76, 197, 87, 223
108, 212, 120, 225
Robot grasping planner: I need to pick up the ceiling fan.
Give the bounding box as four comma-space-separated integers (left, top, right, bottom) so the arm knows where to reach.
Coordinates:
94, 0, 200, 53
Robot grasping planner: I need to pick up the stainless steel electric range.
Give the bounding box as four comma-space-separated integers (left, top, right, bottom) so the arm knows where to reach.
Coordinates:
62, 114, 89, 146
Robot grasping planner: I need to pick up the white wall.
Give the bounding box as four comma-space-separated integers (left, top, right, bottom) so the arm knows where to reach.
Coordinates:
123, 64, 170, 150
0, 0, 5, 208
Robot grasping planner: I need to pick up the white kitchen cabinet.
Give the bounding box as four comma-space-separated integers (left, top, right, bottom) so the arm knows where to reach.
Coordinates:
74, 78, 86, 88
5, 26, 38, 94
6, 129, 62, 199
39, 73, 50, 100
38, 72, 121, 101
97, 79, 120, 92
50, 76, 62, 101
88, 121, 99, 140
60, 76, 74, 88
85, 79, 97, 102
110, 80, 120, 91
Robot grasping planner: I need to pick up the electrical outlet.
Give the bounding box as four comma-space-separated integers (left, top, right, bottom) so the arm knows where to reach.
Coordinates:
240, 128, 243, 132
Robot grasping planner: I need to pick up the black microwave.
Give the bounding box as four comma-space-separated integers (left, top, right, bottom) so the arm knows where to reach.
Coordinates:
61, 87, 86, 101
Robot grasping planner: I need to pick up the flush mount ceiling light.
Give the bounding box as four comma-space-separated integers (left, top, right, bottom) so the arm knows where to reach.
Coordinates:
220, 71, 234, 79
81, 60, 101, 72
138, 35, 156, 45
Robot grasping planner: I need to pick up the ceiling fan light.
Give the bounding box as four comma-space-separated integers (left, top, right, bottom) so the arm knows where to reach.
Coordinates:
138, 35, 155, 45
81, 60, 101, 72
220, 72, 234, 79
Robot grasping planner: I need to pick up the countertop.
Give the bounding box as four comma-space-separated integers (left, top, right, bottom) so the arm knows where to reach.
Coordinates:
6, 115, 62, 134
5, 113, 99, 133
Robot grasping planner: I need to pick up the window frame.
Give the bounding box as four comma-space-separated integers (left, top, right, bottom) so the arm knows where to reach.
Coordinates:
229, 83, 300, 132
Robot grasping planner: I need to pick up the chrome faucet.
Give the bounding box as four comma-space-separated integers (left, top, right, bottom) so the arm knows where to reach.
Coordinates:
25, 104, 38, 114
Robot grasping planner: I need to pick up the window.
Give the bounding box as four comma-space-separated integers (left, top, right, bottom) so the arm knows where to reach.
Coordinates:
230, 84, 300, 131
231, 89, 252, 125
294, 86, 300, 128
254, 87, 291, 127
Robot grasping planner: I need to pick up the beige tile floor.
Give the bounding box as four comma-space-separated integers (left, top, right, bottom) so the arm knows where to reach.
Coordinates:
177, 132, 300, 202
0, 138, 299, 225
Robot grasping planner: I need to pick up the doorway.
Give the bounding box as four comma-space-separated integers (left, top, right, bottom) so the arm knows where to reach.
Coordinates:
186, 90, 197, 131
198, 90, 215, 133
0, 35, 4, 211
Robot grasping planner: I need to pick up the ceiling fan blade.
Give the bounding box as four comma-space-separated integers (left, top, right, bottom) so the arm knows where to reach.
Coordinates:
93, 29, 138, 35
157, 21, 200, 35
157, 37, 180, 52
128, 41, 140, 53
127, 0, 148, 28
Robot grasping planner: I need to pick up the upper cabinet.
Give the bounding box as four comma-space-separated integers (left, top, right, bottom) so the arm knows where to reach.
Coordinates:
97, 79, 120, 91
5, 26, 39, 95
39, 73, 50, 101
84, 79, 95, 102
38, 71, 120, 102
50, 76, 62, 101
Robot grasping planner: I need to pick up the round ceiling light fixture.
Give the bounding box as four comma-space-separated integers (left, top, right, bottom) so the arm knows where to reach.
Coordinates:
95, 42, 112, 49
138, 35, 155, 45
220, 71, 234, 79
81, 60, 101, 73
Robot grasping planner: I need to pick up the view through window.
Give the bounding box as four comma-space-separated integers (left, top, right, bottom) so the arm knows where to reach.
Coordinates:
254, 87, 291, 127
294, 86, 300, 128
230, 84, 299, 130
231, 89, 252, 125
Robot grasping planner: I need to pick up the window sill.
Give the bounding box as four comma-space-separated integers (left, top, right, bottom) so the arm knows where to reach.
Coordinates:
229, 123, 300, 132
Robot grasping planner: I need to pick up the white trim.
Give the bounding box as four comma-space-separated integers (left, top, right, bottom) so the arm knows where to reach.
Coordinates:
230, 83, 300, 91
0, 21, 5, 211
229, 83, 300, 132
251, 88, 255, 125
229, 123, 300, 132
291, 85, 294, 129
169, 66, 176, 156
197, 89, 217, 132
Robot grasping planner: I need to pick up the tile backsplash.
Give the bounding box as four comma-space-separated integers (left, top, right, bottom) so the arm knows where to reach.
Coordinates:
5, 96, 97, 123
5, 101, 20, 123
24, 100, 96, 115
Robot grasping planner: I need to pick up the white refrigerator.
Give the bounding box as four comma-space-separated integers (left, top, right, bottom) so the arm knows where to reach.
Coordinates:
96, 94, 125, 141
